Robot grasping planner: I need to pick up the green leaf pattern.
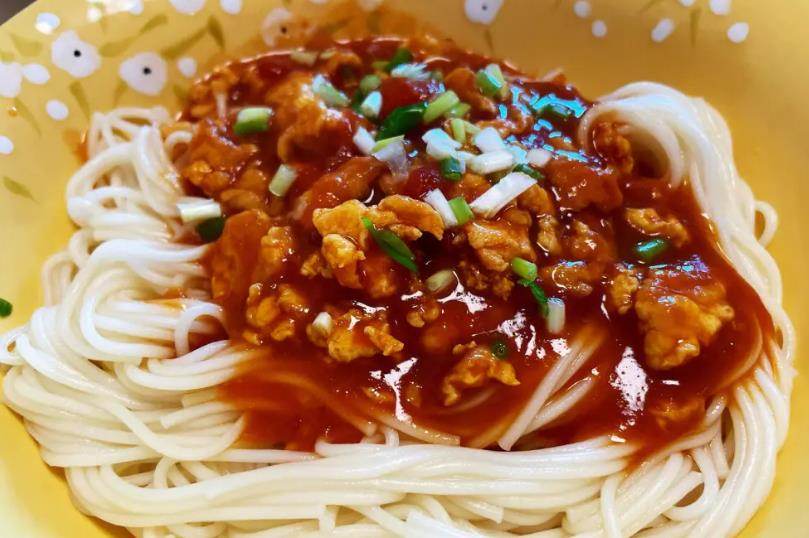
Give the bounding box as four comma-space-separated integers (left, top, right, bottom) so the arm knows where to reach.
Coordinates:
3, 177, 35, 201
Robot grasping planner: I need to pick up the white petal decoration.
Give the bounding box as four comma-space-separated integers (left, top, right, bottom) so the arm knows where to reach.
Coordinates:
119, 52, 168, 96
727, 22, 749, 43
50, 31, 101, 79
0, 62, 23, 98
464, 0, 504, 25
220, 0, 242, 14
0, 136, 13, 155
46, 99, 69, 121
170, 0, 207, 15
126, 0, 145, 14
709, 0, 731, 16
261, 7, 294, 46
357, 0, 384, 10
35, 13, 60, 34
22, 63, 50, 84
177, 57, 198, 78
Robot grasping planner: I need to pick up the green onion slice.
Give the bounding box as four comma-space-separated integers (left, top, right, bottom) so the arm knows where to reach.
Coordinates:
490, 339, 509, 359
423, 91, 460, 124
517, 278, 549, 317
269, 164, 298, 197
233, 107, 272, 136
377, 102, 428, 140
359, 90, 383, 119
371, 60, 389, 71
511, 257, 538, 281
361, 217, 418, 273
0, 298, 12, 318
359, 74, 382, 94
386, 47, 413, 71
440, 157, 463, 182
450, 118, 466, 143
312, 74, 349, 107
196, 216, 226, 243
476, 69, 503, 98
484, 63, 510, 100
290, 49, 318, 66
445, 102, 471, 119
513, 163, 544, 181
430, 70, 444, 81
448, 197, 474, 225
634, 238, 669, 262
371, 134, 404, 153
426, 269, 455, 293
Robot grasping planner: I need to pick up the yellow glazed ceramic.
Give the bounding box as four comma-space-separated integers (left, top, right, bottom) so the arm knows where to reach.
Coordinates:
0, 1, 806, 536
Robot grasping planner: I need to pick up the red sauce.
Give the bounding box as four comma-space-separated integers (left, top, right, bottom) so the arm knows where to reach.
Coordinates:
181, 37, 773, 457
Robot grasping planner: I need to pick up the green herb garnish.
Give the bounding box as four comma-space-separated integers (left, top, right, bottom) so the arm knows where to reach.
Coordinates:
513, 163, 544, 181
377, 102, 428, 140
517, 278, 549, 317
490, 339, 509, 359
196, 216, 226, 243
634, 238, 669, 262
440, 157, 463, 181
361, 217, 418, 273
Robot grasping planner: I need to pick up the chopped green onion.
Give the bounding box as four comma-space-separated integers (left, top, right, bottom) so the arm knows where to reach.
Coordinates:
463, 120, 481, 135
448, 197, 474, 225
353, 126, 376, 155
319, 50, 337, 60
377, 102, 428, 139
511, 257, 538, 281
430, 70, 444, 81
359, 90, 383, 119
546, 298, 566, 334
0, 298, 12, 318
371, 134, 405, 153
269, 164, 298, 197
444, 102, 471, 119
517, 278, 549, 317
634, 238, 669, 262
473, 127, 505, 153
450, 118, 466, 144
440, 157, 463, 182
484, 63, 510, 100
390, 63, 430, 80
513, 163, 544, 181
361, 217, 418, 273
423, 91, 460, 124
426, 269, 456, 293
196, 216, 226, 243
386, 47, 413, 71
490, 339, 509, 359
468, 150, 514, 175
359, 74, 382, 94
371, 59, 389, 71
233, 107, 272, 136
312, 74, 349, 107
476, 69, 503, 98
290, 49, 318, 66
527, 147, 553, 168
311, 311, 333, 336
176, 199, 222, 224
537, 103, 572, 121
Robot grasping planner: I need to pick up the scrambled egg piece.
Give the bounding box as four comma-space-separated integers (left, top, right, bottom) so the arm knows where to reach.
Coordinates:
635, 258, 734, 370
307, 308, 404, 363
442, 342, 520, 406
606, 264, 643, 315
465, 208, 534, 272
592, 122, 634, 174
625, 208, 690, 247
244, 283, 310, 345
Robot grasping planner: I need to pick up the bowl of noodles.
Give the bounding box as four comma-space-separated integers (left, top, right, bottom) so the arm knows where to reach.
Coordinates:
1, 1, 808, 537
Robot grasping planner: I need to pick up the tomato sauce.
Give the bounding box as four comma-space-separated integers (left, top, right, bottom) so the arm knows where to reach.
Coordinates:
181, 37, 773, 456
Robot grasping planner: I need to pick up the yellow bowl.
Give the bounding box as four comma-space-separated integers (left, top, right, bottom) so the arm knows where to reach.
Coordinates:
0, 0, 805, 536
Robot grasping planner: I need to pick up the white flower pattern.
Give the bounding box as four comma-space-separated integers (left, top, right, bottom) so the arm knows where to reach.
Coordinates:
177, 57, 198, 78
0, 136, 13, 155
51, 31, 101, 78
357, 0, 384, 11
119, 52, 168, 96
464, 0, 504, 26
22, 63, 50, 85
46, 99, 69, 121
170, 0, 207, 15
0, 63, 23, 98
261, 8, 295, 47
35, 13, 60, 34
220, 0, 242, 14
